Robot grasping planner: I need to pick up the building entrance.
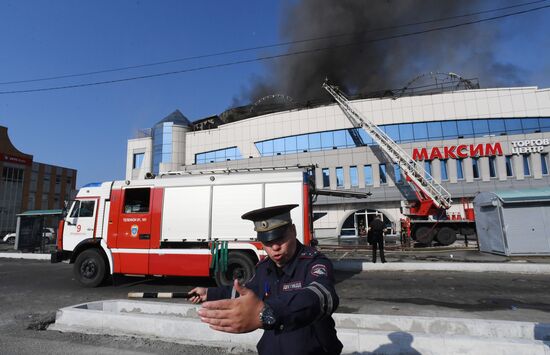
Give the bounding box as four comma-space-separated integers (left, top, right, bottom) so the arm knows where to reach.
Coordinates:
340, 209, 386, 241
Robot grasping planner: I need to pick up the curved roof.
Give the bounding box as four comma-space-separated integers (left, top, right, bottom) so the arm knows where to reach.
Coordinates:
0, 126, 33, 160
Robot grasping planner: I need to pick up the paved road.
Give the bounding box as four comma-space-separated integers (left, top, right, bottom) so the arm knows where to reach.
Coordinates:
1, 258, 550, 354
0, 259, 239, 355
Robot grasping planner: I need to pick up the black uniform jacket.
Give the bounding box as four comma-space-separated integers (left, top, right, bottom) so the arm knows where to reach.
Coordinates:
369, 218, 385, 242
208, 241, 343, 355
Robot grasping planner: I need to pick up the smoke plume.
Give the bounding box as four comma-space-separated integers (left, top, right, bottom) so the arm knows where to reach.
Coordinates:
239, 0, 533, 105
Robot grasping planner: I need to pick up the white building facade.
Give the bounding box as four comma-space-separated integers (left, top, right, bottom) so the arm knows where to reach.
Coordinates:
127, 87, 550, 240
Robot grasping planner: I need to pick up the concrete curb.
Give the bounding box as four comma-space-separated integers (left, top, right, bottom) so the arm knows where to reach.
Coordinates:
333, 260, 550, 274
0, 252, 50, 260
49, 300, 550, 355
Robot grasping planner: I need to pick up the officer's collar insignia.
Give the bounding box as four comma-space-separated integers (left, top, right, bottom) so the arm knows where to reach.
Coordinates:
310, 264, 328, 277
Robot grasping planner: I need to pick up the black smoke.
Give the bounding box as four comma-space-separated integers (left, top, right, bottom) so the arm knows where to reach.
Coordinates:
238, 0, 533, 105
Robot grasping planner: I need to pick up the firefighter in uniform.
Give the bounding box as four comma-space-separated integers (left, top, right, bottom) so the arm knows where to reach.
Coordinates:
189, 204, 343, 355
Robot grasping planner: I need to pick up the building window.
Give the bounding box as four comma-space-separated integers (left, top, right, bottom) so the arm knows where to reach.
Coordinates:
427, 122, 443, 139
0, 166, 25, 234
249, 118, 550, 159
335, 167, 344, 187
472, 120, 489, 135
456, 120, 474, 138
441, 121, 458, 139
322, 168, 330, 188
440, 160, 448, 181
399, 124, 414, 142
379, 164, 387, 184
393, 163, 402, 184
542, 153, 549, 175
2, 167, 24, 182
364, 165, 373, 186
309, 133, 321, 151
413, 122, 428, 141
488, 156, 497, 178
350, 166, 358, 187
41, 194, 49, 209
384, 124, 399, 142
28, 194, 35, 210
30, 172, 37, 192
523, 155, 531, 176
472, 158, 480, 179
195, 147, 242, 164
424, 160, 432, 180
505, 156, 514, 177
43, 173, 50, 193
152, 122, 173, 174
133, 153, 145, 169
456, 159, 464, 180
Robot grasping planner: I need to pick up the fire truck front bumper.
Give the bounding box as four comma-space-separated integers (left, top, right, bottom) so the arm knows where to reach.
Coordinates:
50, 250, 69, 263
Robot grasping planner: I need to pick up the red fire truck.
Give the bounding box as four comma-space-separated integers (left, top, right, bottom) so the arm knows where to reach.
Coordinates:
52, 167, 317, 287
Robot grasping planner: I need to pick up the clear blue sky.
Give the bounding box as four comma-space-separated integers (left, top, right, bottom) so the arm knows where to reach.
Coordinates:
1, 0, 548, 188
0, 1, 281, 187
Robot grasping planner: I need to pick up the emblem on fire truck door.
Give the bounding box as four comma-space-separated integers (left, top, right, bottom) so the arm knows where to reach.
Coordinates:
131, 225, 139, 237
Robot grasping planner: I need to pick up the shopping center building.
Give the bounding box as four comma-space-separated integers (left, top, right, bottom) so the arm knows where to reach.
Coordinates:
0, 126, 77, 235
126, 85, 550, 240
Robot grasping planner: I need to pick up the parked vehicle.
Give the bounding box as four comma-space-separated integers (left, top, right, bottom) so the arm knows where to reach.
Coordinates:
52, 167, 319, 287
42, 228, 56, 244
2, 228, 56, 244
2, 232, 16, 244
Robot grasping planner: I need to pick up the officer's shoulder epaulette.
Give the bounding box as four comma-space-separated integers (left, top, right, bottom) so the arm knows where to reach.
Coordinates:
299, 246, 320, 259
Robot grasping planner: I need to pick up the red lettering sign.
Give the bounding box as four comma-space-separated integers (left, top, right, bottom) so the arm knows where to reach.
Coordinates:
413, 143, 503, 161
412, 148, 428, 161
485, 143, 503, 156
470, 144, 484, 157
457, 145, 468, 158
429, 147, 442, 160
443, 146, 456, 159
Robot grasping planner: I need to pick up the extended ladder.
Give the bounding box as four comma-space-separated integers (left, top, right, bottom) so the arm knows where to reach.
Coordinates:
322, 81, 452, 210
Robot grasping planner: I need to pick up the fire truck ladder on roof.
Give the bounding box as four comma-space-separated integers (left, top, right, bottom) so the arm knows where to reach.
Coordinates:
322, 80, 452, 210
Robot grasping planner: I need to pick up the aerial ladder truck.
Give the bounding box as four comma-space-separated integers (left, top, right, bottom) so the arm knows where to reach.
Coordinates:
323, 81, 476, 246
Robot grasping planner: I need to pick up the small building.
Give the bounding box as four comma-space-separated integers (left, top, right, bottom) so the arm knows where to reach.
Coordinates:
0, 126, 77, 236
473, 189, 550, 256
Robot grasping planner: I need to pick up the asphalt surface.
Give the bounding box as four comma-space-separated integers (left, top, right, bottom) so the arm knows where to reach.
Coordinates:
2, 256, 550, 354
0, 259, 250, 355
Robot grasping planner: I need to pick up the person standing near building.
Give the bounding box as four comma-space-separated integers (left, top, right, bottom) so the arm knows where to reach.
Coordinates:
369, 214, 386, 263
189, 204, 343, 355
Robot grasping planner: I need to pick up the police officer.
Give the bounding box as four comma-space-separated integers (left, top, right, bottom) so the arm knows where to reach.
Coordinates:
189, 204, 343, 355
369, 214, 386, 263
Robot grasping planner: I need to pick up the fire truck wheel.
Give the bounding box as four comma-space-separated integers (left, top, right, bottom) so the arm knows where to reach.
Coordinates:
74, 249, 107, 287
414, 226, 436, 244
436, 227, 457, 246
214, 251, 255, 287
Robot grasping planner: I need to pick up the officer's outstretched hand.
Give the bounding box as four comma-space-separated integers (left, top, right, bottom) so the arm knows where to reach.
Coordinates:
198, 279, 263, 333
188, 287, 207, 304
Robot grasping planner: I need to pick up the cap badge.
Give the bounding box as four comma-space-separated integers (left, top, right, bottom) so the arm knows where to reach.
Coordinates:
261, 221, 269, 228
